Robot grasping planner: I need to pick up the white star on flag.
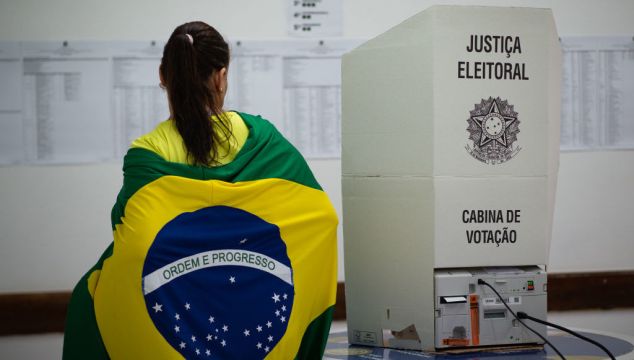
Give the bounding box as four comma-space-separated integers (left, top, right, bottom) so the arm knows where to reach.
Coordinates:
266, 321, 272, 328
281, 305, 286, 312
256, 325, 263, 332
281, 316, 286, 323
229, 276, 236, 283
268, 335, 273, 342
195, 348, 200, 355
175, 313, 180, 320
205, 349, 210, 356
272, 293, 280, 303
185, 303, 191, 310
208, 316, 214, 323
243, 329, 250, 336
221, 339, 226, 347
283, 293, 288, 300
265, 346, 270, 352
152, 303, 163, 313
222, 325, 228, 332
179, 342, 186, 349
257, 342, 262, 349
206, 334, 212, 341
191, 335, 197, 342
214, 335, 218, 340
275, 310, 280, 317
174, 325, 180, 333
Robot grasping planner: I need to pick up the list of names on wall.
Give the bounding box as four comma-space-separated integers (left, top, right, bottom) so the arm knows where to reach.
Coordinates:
0, 39, 362, 165
560, 36, 634, 151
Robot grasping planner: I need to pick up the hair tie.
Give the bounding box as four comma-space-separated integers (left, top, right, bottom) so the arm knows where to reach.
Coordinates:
185, 34, 194, 45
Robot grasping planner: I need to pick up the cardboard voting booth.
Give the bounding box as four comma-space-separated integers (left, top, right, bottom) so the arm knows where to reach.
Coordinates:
342, 5, 561, 351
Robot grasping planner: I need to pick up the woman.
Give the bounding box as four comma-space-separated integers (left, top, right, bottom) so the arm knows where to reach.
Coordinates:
63, 21, 338, 359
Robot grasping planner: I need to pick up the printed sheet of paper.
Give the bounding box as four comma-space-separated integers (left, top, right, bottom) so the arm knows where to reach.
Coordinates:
226, 39, 362, 158
287, 0, 343, 37
111, 41, 168, 157
21, 42, 112, 164
225, 40, 287, 131
561, 36, 634, 151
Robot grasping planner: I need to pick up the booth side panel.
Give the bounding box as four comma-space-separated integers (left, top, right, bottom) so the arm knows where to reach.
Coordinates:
342, 176, 436, 350
341, 30, 434, 177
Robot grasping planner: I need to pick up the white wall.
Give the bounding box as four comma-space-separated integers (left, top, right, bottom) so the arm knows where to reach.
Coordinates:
0, 0, 633, 293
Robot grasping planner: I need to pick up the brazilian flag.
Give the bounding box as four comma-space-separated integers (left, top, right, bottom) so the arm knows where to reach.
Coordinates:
63, 113, 338, 359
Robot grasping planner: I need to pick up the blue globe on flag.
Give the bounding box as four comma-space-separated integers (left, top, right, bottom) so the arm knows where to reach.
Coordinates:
141, 206, 295, 358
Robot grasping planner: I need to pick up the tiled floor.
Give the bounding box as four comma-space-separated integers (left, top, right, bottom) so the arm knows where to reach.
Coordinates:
1, 309, 632, 359
548, 309, 634, 337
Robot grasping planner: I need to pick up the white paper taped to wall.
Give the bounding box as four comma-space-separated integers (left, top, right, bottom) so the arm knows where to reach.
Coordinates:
287, 0, 343, 37
560, 36, 634, 151
111, 41, 168, 158
21, 41, 113, 164
226, 39, 360, 159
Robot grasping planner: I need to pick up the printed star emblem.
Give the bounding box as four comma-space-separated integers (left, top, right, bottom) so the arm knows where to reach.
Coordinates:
268, 335, 273, 342
191, 335, 197, 343
185, 303, 191, 310
275, 310, 280, 317
281, 305, 287, 312
280, 316, 286, 323
229, 276, 236, 284
208, 316, 214, 324
206, 334, 212, 341
272, 293, 281, 303
179, 342, 186, 349
222, 325, 229, 332
175, 313, 180, 321
174, 325, 180, 333
256, 325, 263, 332
195, 348, 200, 355
205, 349, 211, 356
221, 339, 227, 347
266, 321, 272, 328
152, 303, 163, 313
470, 99, 516, 147
257, 342, 263, 349
265, 346, 270, 353
243, 329, 251, 336
283, 293, 288, 300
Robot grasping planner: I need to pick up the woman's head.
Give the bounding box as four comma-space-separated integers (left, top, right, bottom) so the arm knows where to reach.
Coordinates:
160, 21, 231, 166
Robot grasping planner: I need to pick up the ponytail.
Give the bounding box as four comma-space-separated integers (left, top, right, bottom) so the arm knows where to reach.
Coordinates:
160, 22, 231, 166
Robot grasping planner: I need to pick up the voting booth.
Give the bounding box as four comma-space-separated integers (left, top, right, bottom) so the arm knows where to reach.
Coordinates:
342, 5, 561, 351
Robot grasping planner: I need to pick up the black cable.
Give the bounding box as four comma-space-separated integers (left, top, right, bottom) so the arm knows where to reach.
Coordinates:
477, 279, 566, 360
517, 312, 616, 360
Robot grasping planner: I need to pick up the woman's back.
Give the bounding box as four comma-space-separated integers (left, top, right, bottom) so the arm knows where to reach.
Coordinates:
62, 20, 339, 360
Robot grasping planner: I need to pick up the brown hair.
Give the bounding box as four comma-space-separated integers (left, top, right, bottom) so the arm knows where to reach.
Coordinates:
160, 21, 231, 166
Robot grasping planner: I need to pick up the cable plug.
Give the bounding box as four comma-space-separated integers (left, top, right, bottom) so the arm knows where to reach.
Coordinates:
517, 311, 528, 319
477, 279, 486, 285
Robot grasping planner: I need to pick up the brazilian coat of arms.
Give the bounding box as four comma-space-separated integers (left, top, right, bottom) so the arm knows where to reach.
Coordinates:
466, 97, 521, 164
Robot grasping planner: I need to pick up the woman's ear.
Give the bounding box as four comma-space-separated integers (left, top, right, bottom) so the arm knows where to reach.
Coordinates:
213, 67, 228, 93
159, 66, 166, 89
